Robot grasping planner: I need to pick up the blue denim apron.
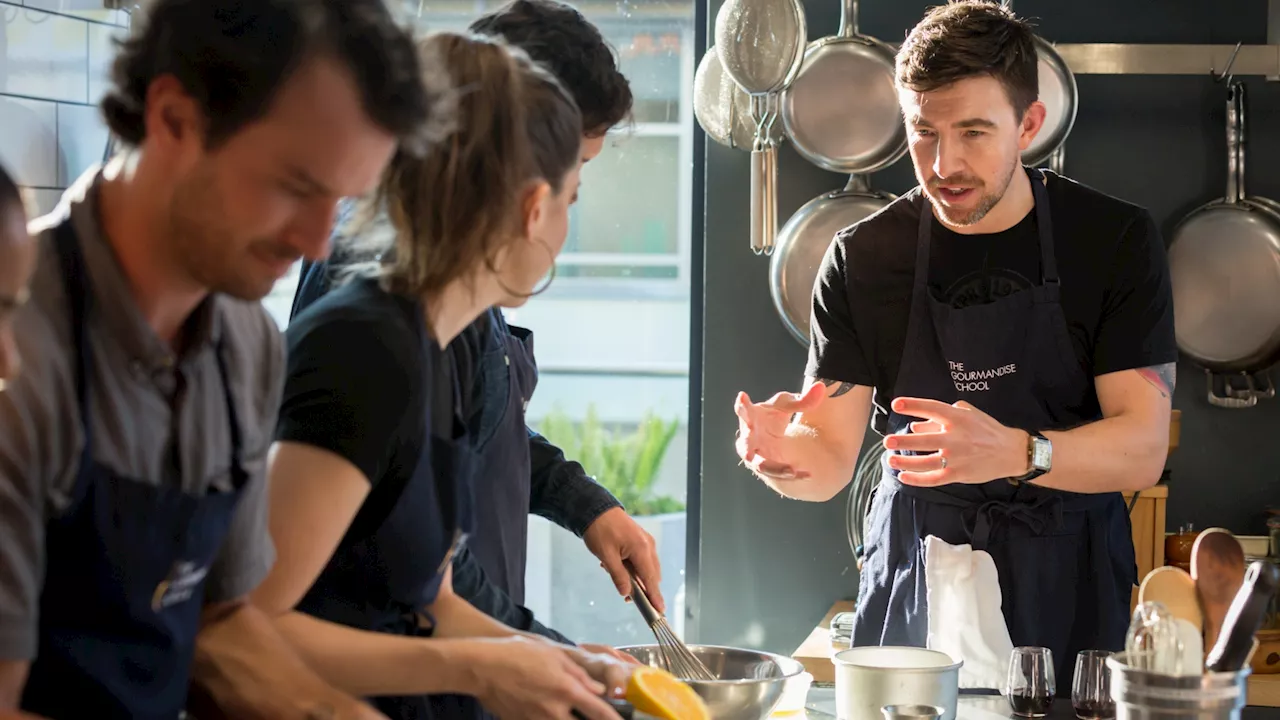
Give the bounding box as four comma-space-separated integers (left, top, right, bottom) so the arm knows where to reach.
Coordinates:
467, 309, 538, 603
852, 169, 1137, 690
21, 217, 249, 719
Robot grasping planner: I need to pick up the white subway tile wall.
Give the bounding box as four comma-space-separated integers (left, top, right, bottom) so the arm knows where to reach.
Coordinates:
0, 1, 129, 216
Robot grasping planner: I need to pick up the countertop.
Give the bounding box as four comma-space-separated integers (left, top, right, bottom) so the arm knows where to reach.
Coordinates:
791, 686, 1280, 720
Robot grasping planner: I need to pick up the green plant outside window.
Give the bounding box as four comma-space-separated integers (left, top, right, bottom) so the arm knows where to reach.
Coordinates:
534, 405, 684, 516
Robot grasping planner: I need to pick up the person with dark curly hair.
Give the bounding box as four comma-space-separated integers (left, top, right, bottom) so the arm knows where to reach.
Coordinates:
289, 0, 656, 657
0, 1, 434, 718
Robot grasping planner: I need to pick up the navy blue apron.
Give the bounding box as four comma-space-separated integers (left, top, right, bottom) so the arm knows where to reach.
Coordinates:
296, 300, 478, 720
21, 218, 249, 719
852, 168, 1137, 692
467, 309, 538, 603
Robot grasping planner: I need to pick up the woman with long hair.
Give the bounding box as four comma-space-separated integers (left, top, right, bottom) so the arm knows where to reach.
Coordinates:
250, 32, 630, 720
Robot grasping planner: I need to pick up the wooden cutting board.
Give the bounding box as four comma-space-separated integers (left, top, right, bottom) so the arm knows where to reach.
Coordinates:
791, 601, 1280, 706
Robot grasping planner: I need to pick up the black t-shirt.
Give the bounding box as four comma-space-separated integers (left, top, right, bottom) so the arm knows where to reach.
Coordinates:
805, 172, 1177, 435
276, 277, 484, 534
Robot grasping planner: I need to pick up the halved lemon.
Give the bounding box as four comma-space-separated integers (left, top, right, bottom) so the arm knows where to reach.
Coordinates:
624, 666, 710, 720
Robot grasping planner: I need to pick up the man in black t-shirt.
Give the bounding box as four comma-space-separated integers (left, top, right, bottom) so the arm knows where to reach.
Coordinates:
733, 1, 1176, 690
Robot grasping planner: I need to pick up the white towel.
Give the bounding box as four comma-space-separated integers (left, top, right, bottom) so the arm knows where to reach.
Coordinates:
924, 534, 1015, 691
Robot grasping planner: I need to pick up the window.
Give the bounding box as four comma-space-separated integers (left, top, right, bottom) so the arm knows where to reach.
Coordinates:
265, 0, 696, 649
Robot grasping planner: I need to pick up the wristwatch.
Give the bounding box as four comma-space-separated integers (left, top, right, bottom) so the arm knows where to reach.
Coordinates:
1009, 431, 1052, 485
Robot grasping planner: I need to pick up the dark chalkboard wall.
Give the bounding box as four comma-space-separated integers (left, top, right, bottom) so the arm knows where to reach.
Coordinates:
690, 0, 1280, 654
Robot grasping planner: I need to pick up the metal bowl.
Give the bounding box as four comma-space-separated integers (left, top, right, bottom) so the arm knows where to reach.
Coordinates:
616, 644, 806, 720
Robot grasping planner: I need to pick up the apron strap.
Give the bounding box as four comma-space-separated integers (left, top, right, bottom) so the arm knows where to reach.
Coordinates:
51, 218, 98, 509
212, 341, 250, 492
1028, 168, 1059, 285
967, 494, 1065, 549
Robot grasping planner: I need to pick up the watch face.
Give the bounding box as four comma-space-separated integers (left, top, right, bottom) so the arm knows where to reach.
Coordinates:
1031, 436, 1052, 470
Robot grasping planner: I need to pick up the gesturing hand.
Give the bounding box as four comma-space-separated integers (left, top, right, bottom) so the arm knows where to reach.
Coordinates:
882, 398, 1029, 487
733, 383, 825, 480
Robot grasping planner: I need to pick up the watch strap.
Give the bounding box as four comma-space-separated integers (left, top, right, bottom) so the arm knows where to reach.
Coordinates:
1008, 431, 1050, 486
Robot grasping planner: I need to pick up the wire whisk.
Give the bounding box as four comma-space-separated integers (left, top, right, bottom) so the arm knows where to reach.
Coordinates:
627, 566, 717, 681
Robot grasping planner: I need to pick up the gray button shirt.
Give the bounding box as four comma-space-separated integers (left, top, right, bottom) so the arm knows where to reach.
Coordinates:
0, 169, 279, 659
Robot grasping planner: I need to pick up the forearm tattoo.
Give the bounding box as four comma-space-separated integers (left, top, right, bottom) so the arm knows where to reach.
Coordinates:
1135, 362, 1176, 399
816, 377, 854, 398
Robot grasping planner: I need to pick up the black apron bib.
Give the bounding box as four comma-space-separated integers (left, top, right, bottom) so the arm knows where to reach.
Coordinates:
852, 169, 1137, 691
297, 298, 479, 720
22, 219, 249, 719
467, 309, 539, 603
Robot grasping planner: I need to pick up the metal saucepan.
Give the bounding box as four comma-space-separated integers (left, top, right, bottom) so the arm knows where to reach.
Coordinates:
779, 0, 906, 175
769, 174, 896, 345
834, 646, 962, 720
1000, 1, 1077, 166
714, 0, 807, 255
1168, 80, 1280, 408
693, 44, 782, 151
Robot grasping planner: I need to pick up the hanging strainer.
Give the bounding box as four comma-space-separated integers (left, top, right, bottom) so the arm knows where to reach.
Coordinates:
693, 44, 782, 151
713, 0, 806, 255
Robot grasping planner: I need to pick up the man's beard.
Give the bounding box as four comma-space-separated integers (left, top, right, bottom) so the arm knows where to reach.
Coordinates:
927, 159, 1018, 227
167, 172, 290, 302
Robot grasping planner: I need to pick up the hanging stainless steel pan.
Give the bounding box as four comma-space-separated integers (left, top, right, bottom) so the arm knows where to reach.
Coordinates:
1168, 80, 1280, 408
693, 45, 782, 151
714, 0, 807, 255
1023, 36, 1077, 166
999, 1, 1077, 166
769, 174, 896, 345
779, 0, 906, 175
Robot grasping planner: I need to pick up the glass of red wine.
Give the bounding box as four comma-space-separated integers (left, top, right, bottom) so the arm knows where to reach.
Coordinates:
1072, 650, 1116, 719
1006, 646, 1056, 718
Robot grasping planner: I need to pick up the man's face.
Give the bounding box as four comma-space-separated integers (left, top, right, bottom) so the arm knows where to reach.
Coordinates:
900, 74, 1044, 227
160, 56, 398, 301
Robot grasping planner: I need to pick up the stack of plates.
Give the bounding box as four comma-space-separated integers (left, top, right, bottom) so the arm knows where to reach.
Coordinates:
830, 611, 855, 645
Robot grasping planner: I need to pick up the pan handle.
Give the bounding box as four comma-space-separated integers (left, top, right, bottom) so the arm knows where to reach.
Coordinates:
1207, 369, 1259, 408
838, 0, 860, 37
1227, 82, 1245, 204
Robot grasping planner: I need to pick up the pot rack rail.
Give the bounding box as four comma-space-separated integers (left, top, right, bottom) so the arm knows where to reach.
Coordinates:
1052, 43, 1280, 79
929, 0, 1280, 80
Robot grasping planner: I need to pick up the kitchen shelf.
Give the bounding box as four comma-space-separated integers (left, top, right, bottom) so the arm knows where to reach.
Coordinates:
1052, 43, 1280, 79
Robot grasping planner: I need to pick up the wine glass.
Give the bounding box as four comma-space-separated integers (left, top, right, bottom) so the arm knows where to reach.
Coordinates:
1006, 647, 1056, 718
1072, 650, 1116, 719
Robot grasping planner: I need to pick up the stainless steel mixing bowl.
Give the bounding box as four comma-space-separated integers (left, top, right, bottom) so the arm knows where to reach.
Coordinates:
616, 644, 806, 720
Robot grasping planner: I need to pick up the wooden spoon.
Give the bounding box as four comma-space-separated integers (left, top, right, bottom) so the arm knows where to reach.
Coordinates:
1191, 528, 1247, 654
1138, 565, 1205, 673
1139, 566, 1204, 631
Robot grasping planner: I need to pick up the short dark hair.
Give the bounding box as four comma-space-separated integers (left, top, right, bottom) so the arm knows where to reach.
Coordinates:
102, 0, 432, 151
469, 0, 633, 136
896, 0, 1039, 118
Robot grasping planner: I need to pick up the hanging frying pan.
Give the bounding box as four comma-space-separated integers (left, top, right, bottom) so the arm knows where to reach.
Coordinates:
769, 175, 896, 345
693, 45, 782, 151
714, 0, 807, 255
1168, 80, 1280, 408
778, 0, 906, 175
998, 1, 1077, 167
1023, 36, 1077, 166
